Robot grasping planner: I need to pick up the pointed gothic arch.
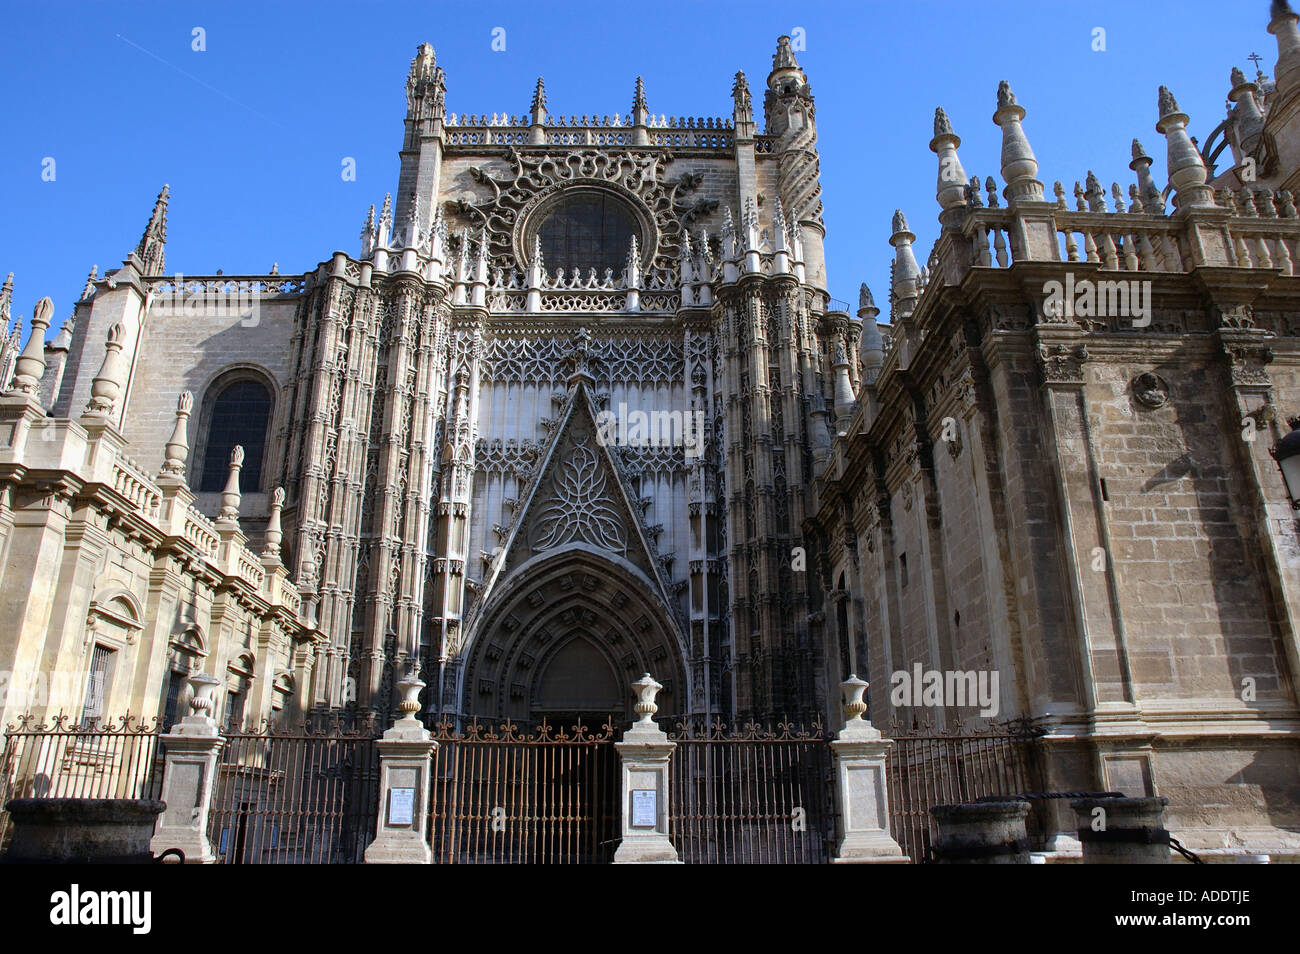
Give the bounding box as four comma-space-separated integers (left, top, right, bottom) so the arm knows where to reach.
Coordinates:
458, 545, 689, 724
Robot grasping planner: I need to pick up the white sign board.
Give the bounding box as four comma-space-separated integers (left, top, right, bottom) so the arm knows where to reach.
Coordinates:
389, 787, 415, 826
632, 789, 657, 828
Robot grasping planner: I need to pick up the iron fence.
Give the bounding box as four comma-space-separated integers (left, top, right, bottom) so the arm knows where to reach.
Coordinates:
0, 714, 163, 848
668, 719, 836, 864
427, 718, 620, 864
884, 718, 1045, 863
206, 721, 381, 864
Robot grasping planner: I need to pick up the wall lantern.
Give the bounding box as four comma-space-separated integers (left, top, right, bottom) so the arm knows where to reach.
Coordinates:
1273, 416, 1300, 509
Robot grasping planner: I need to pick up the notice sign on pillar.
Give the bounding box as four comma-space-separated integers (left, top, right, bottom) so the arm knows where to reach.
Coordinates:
632, 789, 657, 828
388, 787, 416, 827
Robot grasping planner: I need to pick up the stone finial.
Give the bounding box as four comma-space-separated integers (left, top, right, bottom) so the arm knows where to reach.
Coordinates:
8, 297, 53, 396
186, 672, 222, 721
630, 672, 662, 724
631, 76, 648, 129
992, 80, 1043, 203
1157, 85, 1180, 118
1271, 0, 1300, 96
1129, 139, 1165, 213
378, 193, 393, 246
160, 391, 194, 478
1156, 86, 1213, 209
1084, 170, 1107, 211
83, 322, 126, 418
219, 445, 245, 522
930, 107, 969, 218
721, 206, 738, 259
531, 76, 547, 114
134, 185, 169, 275
890, 211, 921, 320
858, 282, 877, 315
732, 70, 752, 114
840, 674, 869, 723
1229, 66, 1266, 147
80, 266, 98, 301
857, 283, 884, 386
773, 34, 800, 71
0, 273, 12, 330
624, 234, 642, 288
262, 487, 286, 558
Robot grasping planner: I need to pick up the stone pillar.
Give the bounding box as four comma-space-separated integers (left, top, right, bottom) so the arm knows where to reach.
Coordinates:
613, 673, 680, 864
365, 674, 437, 864
831, 675, 908, 863
1072, 796, 1171, 864
931, 799, 1032, 864
150, 672, 224, 863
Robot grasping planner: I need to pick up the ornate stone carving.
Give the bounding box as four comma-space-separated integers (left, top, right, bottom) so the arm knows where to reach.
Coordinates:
1037, 343, 1089, 385
530, 432, 627, 553
1131, 371, 1170, 409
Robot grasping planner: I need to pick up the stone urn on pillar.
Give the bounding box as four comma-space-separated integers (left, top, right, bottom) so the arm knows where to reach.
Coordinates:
365, 672, 438, 864
613, 673, 680, 864
150, 672, 225, 863
830, 675, 908, 863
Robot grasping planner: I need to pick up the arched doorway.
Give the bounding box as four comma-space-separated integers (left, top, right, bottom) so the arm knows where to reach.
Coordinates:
458, 544, 690, 728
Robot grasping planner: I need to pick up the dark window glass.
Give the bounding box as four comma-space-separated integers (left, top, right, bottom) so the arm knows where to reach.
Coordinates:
224, 690, 245, 734
82, 645, 114, 725
537, 194, 638, 275
200, 380, 272, 493
163, 669, 187, 730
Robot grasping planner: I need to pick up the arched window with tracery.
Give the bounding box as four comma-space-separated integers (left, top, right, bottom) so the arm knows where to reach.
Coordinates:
196, 374, 274, 493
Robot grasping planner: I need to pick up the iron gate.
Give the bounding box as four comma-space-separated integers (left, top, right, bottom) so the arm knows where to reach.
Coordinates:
668, 720, 836, 864
206, 722, 381, 864
0, 714, 163, 849
426, 718, 620, 864
885, 719, 1044, 863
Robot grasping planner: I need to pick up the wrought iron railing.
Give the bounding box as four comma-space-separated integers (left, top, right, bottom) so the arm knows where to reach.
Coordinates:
668, 719, 836, 864
426, 718, 620, 864
884, 718, 1045, 864
206, 721, 382, 864
0, 714, 164, 848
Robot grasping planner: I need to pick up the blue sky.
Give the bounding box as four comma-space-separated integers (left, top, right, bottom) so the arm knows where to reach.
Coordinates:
0, 0, 1278, 335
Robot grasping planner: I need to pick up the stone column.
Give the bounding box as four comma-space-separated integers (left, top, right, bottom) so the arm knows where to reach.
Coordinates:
365, 675, 437, 864
831, 675, 908, 863
150, 672, 224, 863
1072, 796, 1171, 864
613, 673, 680, 864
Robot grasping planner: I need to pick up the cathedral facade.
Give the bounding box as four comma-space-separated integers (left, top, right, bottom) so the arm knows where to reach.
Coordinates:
3, 5, 1300, 854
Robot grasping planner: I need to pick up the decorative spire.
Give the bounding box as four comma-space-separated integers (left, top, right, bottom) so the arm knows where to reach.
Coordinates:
1156, 86, 1213, 209
80, 266, 98, 301
531, 76, 547, 114
859, 283, 877, 314
379, 193, 393, 246
890, 211, 921, 321
631, 76, 648, 131
721, 206, 738, 259
1270, 0, 1300, 97
262, 487, 286, 560
1084, 171, 1107, 211
856, 283, 884, 385
930, 106, 969, 221
732, 70, 752, 117
0, 273, 12, 330
773, 34, 801, 71
134, 185, 169, 275
405, 43, 445, 121
82, 323, 127, 419
1128, 139, 1165, 213
625, 234, 642, 288
218, 445, 245, 522
1228, 66, 1266, 149
7, 297, 53, 397
992, 81, 1043, 203
160, 391, 194, 478
360, 204, 377, 257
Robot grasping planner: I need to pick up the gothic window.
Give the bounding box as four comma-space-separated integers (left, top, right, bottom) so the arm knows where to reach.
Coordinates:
536, 192, 639, 275
198, 376, 274, 493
